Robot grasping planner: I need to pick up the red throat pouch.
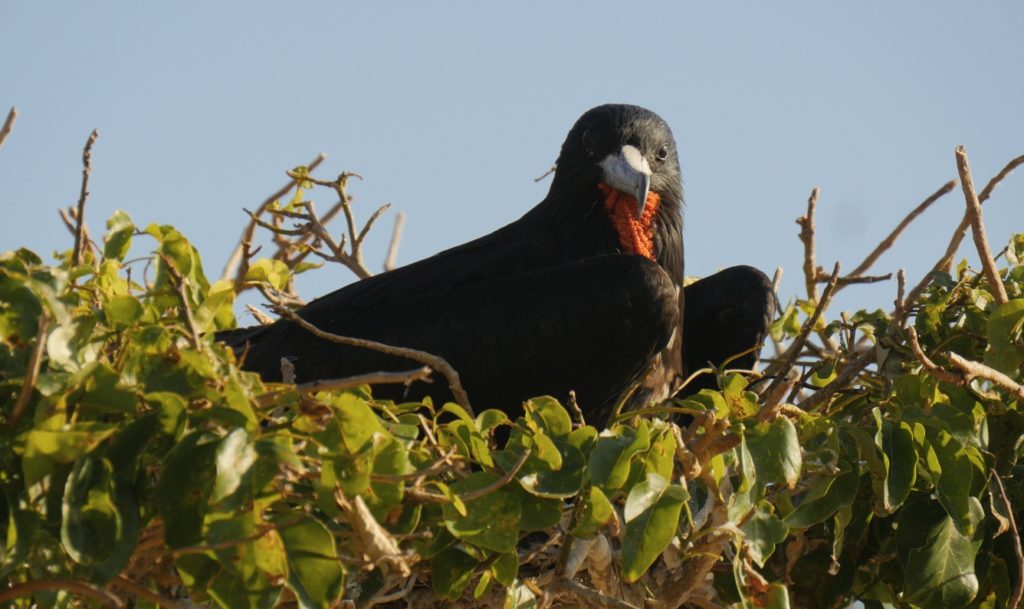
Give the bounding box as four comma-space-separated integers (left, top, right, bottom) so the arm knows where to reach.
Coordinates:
597, 183, 662, 261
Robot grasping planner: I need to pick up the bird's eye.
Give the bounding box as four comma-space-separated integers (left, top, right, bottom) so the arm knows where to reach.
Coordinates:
655, 145, 669, 162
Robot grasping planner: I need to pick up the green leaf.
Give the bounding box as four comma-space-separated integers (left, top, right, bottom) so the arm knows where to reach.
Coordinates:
16, 422, 117, 487
742, 508, 788, 566
102, 210, 135, 261
876, 415, 917, 512
328, 393, 388, 455
212, 428, 258, 503
432, 546, 479, 600
570, 486, 615, 538
194, 279, 236, 332
620, 473, 687, 583
523, 396, 572, 438
745, 417, 802, 489
589, 422, 650, 493
984, 299, 1024, 375
279, 516, 345, 609
504, 582, 538, 609
492, 552, 518, 588
515, 440, 586, 498
903, 498, 984, 609
442, 472, 521, 553
155, 431, 219, 548
931, 430, 974, 535
61, 456, 138, 581
784, 464, 858, 528
104, 295, 142, 328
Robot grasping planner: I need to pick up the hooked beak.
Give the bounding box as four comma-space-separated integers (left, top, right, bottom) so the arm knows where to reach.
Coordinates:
599, 144, 652, 218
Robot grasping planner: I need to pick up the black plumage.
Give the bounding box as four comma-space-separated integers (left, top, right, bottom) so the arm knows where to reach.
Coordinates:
221, 104, 772, 424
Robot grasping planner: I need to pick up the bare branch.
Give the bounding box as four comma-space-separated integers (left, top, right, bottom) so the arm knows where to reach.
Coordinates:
220, 152, 326, 283
946, 351, 1024, 402
0, 106, 17, 150
796, 187, 821, 300
356, 203, 392, 247
822, 273, 892, 287
244, 304, 275, 326
256, 366, 433, 406
935, 153, 1024, 274
551, 578, 640, 609
72, 129, 99, 267
848, 180, 955, 278
384, 211, 406, 272
7, 312, 50, 429
906, 327, 963, 386
956, 146, 1009, 304
273, 307, 473, 414
762, 263, 841, 406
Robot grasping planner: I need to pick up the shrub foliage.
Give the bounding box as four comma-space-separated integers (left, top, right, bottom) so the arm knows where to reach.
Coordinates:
1, 148, 1023, 609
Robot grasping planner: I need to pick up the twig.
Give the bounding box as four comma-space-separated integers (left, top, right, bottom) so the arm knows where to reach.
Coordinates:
221, 153, 326, 283
990, 471, 1024, 609
956, 146, 1008, 304
935, 154, 1024, 274
0, 580, 124, 608
847, 180, 955, 278
364, 573, 417, 608
274, 307, 473, 414
460, 448, 531, 502
905, 327, 962, 386
384, 212, 406, 272
895, 269, 906, 312
534, 163, 557, 183
762, 263, 841, 406
822, 273, 892, 287
111, 577, 182, 609
796, 187, 821, 300
0, 106, 17, 150
551, 578, 639, 609
945, 351, 1024, 401
800, 348, 875, 412
7, 312, 50, 429
256, 366, 433, 406
157, 253, 201, 350
72, 129, 99, 267
245, 304, 275, 325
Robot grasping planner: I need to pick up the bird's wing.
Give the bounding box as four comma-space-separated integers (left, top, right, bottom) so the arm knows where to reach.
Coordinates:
232, 251, 681, 424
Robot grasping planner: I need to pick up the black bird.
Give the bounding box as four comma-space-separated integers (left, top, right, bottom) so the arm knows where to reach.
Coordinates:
222, 104, 773, 424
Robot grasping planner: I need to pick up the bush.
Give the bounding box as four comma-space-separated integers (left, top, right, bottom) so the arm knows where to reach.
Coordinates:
1, 128, 1022, 609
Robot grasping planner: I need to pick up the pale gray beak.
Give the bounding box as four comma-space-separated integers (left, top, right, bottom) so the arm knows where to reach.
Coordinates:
599, 144, 652, 218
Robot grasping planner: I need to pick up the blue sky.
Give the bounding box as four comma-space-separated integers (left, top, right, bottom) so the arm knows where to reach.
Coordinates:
1, 2, 1022, 316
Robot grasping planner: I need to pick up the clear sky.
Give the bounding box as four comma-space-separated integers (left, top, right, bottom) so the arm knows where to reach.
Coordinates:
1, 2, 1022, 317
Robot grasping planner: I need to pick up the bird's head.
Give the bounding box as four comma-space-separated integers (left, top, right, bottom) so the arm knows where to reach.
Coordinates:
550, 104, 683, 262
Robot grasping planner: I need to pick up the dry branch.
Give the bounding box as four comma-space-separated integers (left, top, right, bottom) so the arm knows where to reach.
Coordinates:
945, 351, 1024, 401
221, 153, 326, 284
955, 146, 1009, 304
72, 129, 99, 267
384, 211, 407, 272
796, 187, 821, 300
256, 366, 433, 406
273, 307, 473, 414
0, 106, 17, 150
